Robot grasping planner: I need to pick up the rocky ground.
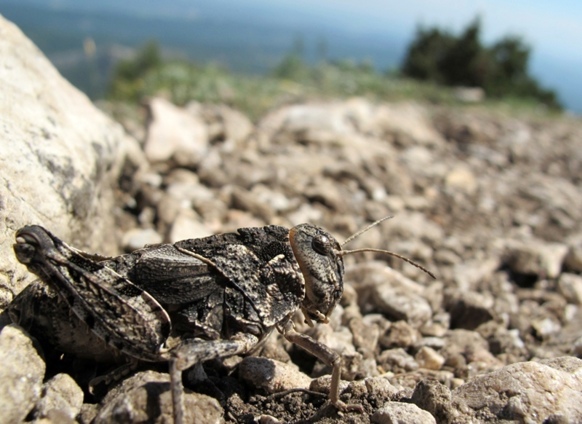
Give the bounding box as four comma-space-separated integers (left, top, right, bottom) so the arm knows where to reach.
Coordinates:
2, 13, 582, 424
104, 98, 582, 423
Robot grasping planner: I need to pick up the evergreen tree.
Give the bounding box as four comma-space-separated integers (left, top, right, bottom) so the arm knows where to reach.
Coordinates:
400, 17, 562, 110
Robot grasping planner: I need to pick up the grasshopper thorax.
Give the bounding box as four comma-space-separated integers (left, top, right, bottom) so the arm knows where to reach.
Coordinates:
289, 224, 344, 326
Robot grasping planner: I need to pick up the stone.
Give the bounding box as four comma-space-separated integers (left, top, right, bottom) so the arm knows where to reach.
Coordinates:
480, 324, 527, 361
368, 267, 432, 328
503, 238, 569, 280
446, 291, 495, 330
250, 185, 294, 213
415, 337, 446, 351
0, 15, 130, 309
153, 193, 183, 233
311, 322, 357, 356
444, 166, 478, 194
304, 180, 347, 212
0, 324, 46, 423
286, 203, 323, 226
400, 146, 441, 179
378, 348, 418, 373
415, 346, 445, 371
223, 209, 265, 232
144, 97, 209, 167
169, 209, 212, 243
348, 314, 380, 355
565, 242, 582, 273
558, 273, 582, 305
166, 179, 214, 207
309, 375, 349, 395
372, 102, 445, 147
202, 104, 254, 144
78, 404, 100, 424
531, 317, 561, 338
364, 377, 400, 400
433, 248, 461, 265
238, 357, 311, 394
517, 175, 582, 239
441, 330, 501, 376
229, 186, 274, 222
452, 258, 500, 292
380, 320, 419, 349
277, 103, 355, 144
372, 401, 436, 424
121, 228, 162, 251
34, 373, 84, 421
410, 380, 466, 423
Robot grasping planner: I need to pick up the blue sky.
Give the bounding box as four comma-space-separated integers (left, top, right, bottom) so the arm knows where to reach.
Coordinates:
243, 0, 582, 112
20, 1, 582, 67
38, 0, 582, 61
248, 0, 581, 61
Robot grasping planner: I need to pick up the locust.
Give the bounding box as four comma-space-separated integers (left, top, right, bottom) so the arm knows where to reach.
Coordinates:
11, 217, 433, 423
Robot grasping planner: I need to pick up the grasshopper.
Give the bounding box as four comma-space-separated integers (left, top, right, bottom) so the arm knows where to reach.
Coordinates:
12, 217, 433, 423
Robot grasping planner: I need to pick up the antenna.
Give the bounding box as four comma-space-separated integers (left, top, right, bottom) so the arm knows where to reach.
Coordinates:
341, 216, 394, 247
339, 216, 436, 279
339, 247, 436, 279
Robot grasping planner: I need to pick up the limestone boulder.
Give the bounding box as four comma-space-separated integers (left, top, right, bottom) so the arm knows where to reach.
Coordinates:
0, 15, 133, 309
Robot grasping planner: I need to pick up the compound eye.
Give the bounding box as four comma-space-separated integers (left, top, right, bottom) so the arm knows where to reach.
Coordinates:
311, 235, 330, 256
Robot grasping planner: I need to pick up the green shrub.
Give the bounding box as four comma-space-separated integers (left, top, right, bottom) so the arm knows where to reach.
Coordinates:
401, 18, 562, 110
107, 34, 560, 119
109, 41, 162, 101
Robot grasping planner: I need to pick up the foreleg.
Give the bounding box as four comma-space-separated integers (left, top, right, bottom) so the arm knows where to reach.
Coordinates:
280, 321, 363, 413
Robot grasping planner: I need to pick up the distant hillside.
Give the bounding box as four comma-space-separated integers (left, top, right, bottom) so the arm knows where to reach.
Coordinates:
1, 1, 580, 114
0, 2, 404, 99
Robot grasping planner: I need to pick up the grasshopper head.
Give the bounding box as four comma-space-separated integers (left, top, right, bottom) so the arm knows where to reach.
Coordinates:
289, 224, 344, 326
288, 217, 436, 326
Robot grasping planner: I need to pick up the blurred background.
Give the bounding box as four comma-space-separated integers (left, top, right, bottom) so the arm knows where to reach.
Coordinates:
2, 0, 581, 116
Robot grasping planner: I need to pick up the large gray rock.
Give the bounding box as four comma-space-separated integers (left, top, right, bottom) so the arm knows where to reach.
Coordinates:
453, 356, 582, 422
0, 15, 132, 309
